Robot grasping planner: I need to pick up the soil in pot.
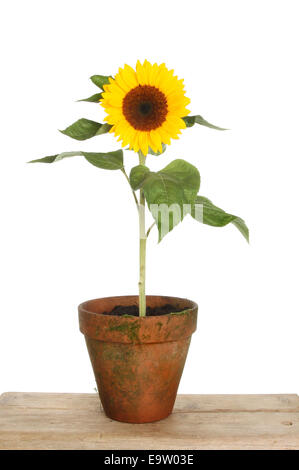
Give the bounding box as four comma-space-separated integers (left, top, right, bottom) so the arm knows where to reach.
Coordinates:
102, 304, 189, 317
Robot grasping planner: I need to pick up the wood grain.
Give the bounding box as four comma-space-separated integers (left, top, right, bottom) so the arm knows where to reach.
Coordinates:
0, 393, 298, 450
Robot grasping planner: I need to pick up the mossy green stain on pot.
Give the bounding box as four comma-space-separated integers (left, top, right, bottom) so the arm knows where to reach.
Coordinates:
107, 319, 141, 343
101, 343, 135, 362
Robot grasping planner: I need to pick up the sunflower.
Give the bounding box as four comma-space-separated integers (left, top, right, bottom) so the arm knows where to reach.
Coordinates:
100, 60, 190, 156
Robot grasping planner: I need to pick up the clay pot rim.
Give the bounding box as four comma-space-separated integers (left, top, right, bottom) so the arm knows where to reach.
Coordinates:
78, 294, 198, 319
79, 295, 198, 344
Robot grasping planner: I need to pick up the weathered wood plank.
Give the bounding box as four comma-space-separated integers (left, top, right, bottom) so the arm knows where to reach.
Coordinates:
0, 393, 298, 450
1, 392, 299, 412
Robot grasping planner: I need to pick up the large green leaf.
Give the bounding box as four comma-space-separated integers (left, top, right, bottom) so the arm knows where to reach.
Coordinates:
28, 149, 124, 170
183, 115, 227, 131
130, 159, 200, 241
77, 92, 102, 103
191, 196, 249, 242
59, 118, 112, 140
90, 75, 111, 90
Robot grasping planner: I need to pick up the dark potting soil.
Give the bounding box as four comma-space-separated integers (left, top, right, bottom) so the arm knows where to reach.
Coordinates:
102, 304, 188, 317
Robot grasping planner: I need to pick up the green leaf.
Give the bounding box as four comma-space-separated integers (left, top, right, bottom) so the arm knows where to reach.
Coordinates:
135, 159, 200, 241
29, 155, 59, 163
231, 218, 249, 243
191, 196, 249, 242
129, 165, 150, 190
28, 149, 123, 170
59, 118, 112, 140
95, 123, 113, 135
90, 75, 111, 90
183, 115, 227, 131
148, 144, 167, 156
28, 151, 81, 164
83, 150, 123, 170
77, 92, 102, 103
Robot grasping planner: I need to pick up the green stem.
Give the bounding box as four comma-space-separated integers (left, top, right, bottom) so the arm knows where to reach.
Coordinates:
138, 151, 147, 317
146, 222, 155, 238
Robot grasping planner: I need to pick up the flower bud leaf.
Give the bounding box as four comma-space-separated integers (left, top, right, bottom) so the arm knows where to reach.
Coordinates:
183, 115, 227, 131
77, 93, 102, 103
59, 118, 112, 141
90, 75, 111, 90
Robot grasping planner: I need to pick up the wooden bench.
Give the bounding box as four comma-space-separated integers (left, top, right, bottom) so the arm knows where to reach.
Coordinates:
0, 393, 298, 449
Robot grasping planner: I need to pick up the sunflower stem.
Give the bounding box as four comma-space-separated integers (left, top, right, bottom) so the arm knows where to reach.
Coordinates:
138, 151, 147, 317
146, 222, 155, 238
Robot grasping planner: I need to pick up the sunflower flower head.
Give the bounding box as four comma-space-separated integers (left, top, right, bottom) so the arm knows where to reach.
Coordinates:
100, 60, 191, 156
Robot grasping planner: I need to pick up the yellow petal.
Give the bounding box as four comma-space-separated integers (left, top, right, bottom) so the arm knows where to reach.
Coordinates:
121, 64, 138, 89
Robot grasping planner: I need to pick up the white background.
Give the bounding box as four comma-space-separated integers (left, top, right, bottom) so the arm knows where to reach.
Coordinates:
0, 0, 298, 396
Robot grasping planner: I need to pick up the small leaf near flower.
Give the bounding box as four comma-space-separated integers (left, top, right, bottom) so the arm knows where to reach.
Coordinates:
148, 144, 167, 156
28, 150, 124, 170
190, 196, 249, 242
183, 115, 227, 131
77, 92, 103, 103
124, 145, 167, 155
59, 118, 112, 141
90, 75, 111, 90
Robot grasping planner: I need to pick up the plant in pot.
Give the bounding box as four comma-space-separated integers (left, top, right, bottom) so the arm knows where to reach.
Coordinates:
30, 60, 248, 423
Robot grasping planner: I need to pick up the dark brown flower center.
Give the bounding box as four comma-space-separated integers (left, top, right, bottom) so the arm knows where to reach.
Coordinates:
122, 85, 168, 131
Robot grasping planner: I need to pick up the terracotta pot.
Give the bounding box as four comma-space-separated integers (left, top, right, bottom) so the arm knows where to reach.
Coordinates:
78, 295, 198, 423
